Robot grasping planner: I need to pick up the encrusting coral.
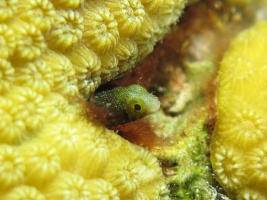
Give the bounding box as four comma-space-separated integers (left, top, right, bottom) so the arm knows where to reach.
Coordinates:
0, 0, 186, 199
210, 21, 267, 199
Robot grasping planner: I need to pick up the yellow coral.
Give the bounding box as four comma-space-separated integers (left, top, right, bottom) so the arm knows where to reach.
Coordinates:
14, 59, 54, 94
0, 87, 47, 144
103, 158, 140, 199
0, 24, 16, 59
50, 0, 84, 9
0, 0, 19, 22
0, 0, 186, 199
18, 0, 56, 32
83, 1, 119, 53
47, 10, 84, 50
12, 20, 46, 61
104, 0, 145, 37
210, 21, 267, 199
86, 178, 120, 200
43, 171, 91, 200
2, 185, 45, 200
0, 59, 14, 93
0, 145, 25, 190
75, 133, 110, 179
21, 143, 61, 188
43, 51, 79, 96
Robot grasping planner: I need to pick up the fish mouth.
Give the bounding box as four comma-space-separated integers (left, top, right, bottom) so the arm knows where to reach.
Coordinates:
147, 98, 161, 113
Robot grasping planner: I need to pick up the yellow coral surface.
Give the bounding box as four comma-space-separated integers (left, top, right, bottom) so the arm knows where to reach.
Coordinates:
0, 0, 186, 199
210, 21, 267, 199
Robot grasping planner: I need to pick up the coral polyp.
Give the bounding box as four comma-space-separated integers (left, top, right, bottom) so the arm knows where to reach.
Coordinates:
210, 21, 267, 199
0, 145, 25, 190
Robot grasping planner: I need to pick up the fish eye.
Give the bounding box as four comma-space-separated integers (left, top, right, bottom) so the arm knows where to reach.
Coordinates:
133, 103, 142, 111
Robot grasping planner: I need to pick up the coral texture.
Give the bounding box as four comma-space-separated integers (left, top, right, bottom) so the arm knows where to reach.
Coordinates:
0, 0, 186, 199
210, 21, 267, 199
